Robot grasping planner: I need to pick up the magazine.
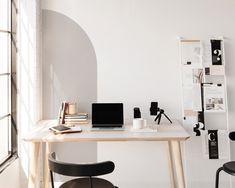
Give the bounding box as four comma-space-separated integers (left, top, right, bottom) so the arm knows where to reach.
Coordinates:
203, 84, 225, 112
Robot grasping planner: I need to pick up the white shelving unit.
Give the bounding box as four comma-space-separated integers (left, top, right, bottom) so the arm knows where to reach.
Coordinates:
179, 37, 230, 160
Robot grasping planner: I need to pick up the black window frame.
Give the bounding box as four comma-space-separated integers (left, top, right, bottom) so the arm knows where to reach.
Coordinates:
0, 0, 18, 173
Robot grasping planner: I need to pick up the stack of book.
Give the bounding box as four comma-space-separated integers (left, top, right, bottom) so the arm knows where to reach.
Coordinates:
64, 113, 89, 125
58, 101, 89, 125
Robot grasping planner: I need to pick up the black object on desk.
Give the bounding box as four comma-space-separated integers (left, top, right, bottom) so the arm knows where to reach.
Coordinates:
133, 107, 141, 118
150, 101, 172, 125
154, 108, 172, 125
92, 103, 123, 128
150, 102, 159, 115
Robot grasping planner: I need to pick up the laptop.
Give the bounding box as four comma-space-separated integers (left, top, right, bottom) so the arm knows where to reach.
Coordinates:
91, 103, 124, 130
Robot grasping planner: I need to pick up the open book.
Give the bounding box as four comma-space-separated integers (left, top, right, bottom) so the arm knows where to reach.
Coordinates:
49, 125, 82, 134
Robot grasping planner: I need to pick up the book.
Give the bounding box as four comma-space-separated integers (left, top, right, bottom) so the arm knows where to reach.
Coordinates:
64, 113, 88, 125
49, 125, 82, 134
50, 125, 70, 132
65, 116, 88, 119
58, 101, 69, 124
57, 105, 63, 124
65, 113, 88, 118
65, 120, 89, 125
62, 102, 69, 124
65, 118, 88, 122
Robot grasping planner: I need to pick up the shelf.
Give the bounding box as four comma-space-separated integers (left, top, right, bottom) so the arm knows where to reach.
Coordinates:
180, 38, 229, 161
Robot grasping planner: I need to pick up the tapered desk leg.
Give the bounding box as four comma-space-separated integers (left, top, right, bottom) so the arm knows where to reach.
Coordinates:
43, 142, 51, 188
28, 142, 41, 188
166, 141, 176, 188
170, 140, 185, 188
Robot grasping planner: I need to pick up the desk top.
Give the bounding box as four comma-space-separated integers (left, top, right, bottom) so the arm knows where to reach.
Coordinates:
23, 120, 190, 143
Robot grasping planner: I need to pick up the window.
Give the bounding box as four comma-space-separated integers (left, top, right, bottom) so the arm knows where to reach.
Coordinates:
0, 0, 17, 171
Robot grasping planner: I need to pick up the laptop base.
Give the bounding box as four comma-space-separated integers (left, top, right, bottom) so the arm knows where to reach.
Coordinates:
91, 126, 124, 131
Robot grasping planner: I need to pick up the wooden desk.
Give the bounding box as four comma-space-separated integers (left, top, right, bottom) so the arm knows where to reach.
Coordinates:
24, 120, 190, 188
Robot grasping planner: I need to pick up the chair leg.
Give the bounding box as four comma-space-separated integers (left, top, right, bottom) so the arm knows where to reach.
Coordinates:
215, 167, 223, 188
50, 170, 54, 188
89, 176, 93, 188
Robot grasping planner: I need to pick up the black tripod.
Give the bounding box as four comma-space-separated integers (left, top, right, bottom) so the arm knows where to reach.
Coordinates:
154, 109, 172, 125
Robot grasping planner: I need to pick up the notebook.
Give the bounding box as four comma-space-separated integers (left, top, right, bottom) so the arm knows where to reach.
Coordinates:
91, 103, 124, 130
49, 125, 82, 134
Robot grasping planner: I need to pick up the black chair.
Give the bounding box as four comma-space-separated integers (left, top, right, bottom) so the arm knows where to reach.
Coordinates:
48, 152, 118, 188
215, 132, 235, 188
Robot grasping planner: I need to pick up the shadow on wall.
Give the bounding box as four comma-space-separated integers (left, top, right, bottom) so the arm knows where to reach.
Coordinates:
42, 9, 97, 118
42, 9, 97, 166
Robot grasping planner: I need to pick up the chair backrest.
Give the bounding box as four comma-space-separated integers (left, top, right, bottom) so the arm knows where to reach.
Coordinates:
229, 132, 235, 141
48, 152, 115, 177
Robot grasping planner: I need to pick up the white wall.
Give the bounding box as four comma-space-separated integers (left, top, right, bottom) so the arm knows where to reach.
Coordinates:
41, 0, 235, 188
17, 0, 42, 187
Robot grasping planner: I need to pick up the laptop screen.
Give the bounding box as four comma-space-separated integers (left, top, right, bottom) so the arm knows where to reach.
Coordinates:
92, 103, 123, 127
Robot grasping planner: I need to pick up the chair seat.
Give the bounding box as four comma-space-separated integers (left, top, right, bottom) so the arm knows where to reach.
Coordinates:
60, 177, 115, 188
223, 161, 235, 175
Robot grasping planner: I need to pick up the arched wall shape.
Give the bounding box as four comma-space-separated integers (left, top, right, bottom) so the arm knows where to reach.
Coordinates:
42, 9, 97, 164
42, 9, 97, 119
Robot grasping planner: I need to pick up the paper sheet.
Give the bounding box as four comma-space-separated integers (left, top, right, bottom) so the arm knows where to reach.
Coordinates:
181, 41, 202, 66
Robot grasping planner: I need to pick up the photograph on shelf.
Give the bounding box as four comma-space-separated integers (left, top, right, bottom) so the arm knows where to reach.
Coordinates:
181, 41, 202, 66
203, 84, 225, 112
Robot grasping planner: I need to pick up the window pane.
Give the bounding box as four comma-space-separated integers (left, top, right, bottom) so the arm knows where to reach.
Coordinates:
11, 72, 17, 122
0, 117, 10, 163
0, 0, 10, 31
0, 33, 10, 74
0, 76, 9, 117
12, 2, 17, 33
12, 44, 17, 73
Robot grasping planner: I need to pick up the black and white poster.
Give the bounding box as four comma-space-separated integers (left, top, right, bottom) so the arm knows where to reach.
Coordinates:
208, 130, 219, 159
211, 40, 222, 65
